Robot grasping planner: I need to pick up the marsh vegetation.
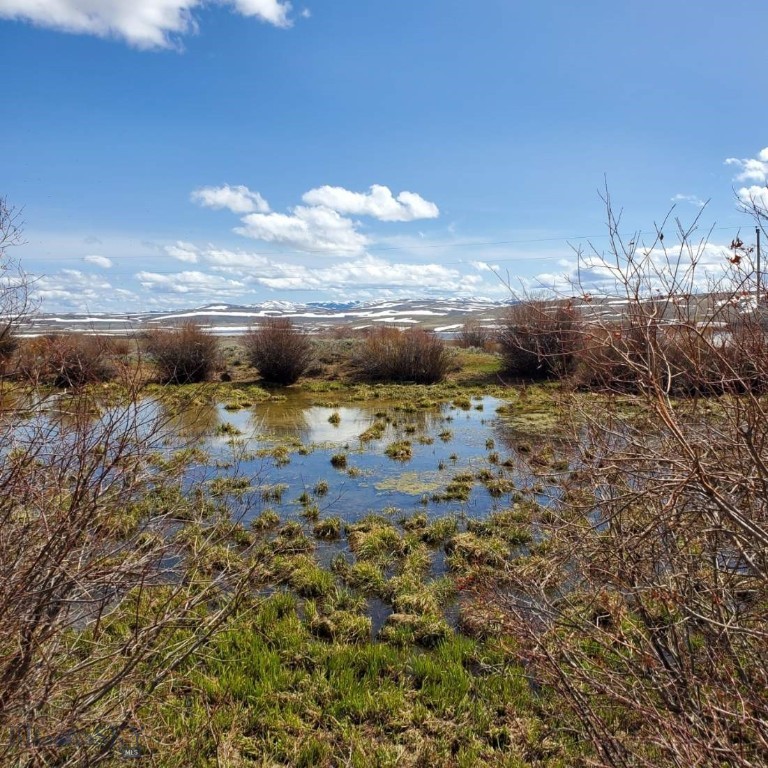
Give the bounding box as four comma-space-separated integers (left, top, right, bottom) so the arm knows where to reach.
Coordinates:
1, 197, 767, 767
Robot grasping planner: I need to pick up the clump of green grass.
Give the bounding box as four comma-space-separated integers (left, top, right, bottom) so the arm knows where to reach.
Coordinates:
260, 483, 289, 503
313, 480, 329, 496
328, 411, 341, 425
330, 453, 347, 469
420, 515, 458, 544
251, 509, 280, 531
256, 444, 291, 467
273, 522, 313, 555
483, 476, 516, 498
378, 612, 451, 648
467, 506, 533, 546
432, 474, 474, 502
286, 556, 335, 598
401, 512, 428, 531
300, 504, 320, 521
438, 428, 453, 442
308, 607, 371, 644
215, 421, 242, 436
207, 475, 252, 498
360, 420, 387, 442
344, 561, 387, 596
313, 517, 342, 540
445, 532, 508, 570
399, 540, 432, 575
384, 439, 413, 461
347, 520, 404, 564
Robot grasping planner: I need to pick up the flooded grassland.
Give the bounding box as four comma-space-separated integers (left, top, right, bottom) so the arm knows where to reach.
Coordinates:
6, 351, 588, 767
127, 368, 584, 767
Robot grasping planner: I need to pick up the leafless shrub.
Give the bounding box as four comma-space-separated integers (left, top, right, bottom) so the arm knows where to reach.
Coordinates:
497, 301, 581, 379
16, 334, 120, 387
458, 318, 491, 349
145, 322, 220, 384
0, 198, 31, 375
0, 202, 256, 765
571, 324, 647, 391
243, 319, 313, 385
484, 195, 768, 767
353, 327, 451, 383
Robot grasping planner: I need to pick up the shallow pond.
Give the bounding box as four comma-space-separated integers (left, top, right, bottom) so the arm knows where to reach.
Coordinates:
188, 392, 536, 528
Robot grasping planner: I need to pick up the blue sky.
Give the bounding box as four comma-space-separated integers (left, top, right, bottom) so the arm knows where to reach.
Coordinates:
1, 0, 767, 312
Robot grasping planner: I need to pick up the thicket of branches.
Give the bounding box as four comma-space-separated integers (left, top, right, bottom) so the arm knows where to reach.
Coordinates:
16, 334, 128, 387
0, 200, 257, 765
353, 327, 451, 384
243, 318, 313, 385
498, 301, 580, 379
458, 318, 492, 350
482, 197, 768, 767
144, 321, 220, 384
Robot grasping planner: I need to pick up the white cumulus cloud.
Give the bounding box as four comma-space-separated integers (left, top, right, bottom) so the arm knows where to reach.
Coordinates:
83, 254, 113, 268
231, 0, 291, 26
302, 184, 439, 222
0, 0, 294, 50
736, 185, 768, 212
165, 241, 200, 263
192, 182, 440, 256
235, 205, 369, 254
191, 185, 270, 214
726, 148, 768, 184
726, 148, 768, 210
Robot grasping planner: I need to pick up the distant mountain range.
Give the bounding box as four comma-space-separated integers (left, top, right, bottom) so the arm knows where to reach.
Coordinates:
22, 297, 512, 336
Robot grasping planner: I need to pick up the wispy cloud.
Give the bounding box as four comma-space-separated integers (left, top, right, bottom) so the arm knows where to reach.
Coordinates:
0, 0, 296, 50
671, 194, 706, 208
136, 270, 247, 296
83, 254, 113, 269
32, 269, 127, 311
138, 244, 483, 299
531, 241, 743, 296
